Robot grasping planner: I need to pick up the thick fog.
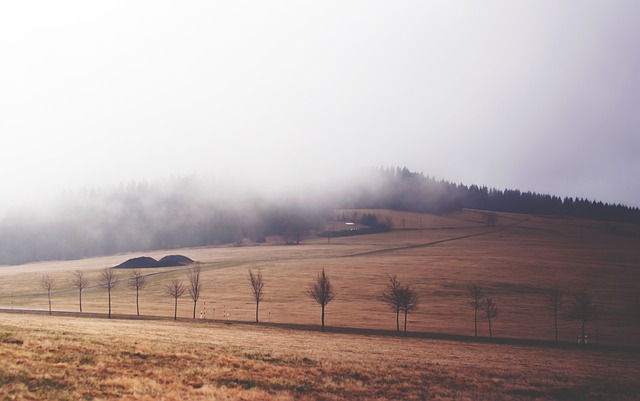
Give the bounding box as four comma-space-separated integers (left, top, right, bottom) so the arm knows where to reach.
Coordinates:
1, 1, 639, 213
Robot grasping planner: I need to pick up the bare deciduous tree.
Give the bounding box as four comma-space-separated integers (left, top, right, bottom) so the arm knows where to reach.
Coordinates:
398, 285, 419, 336
187, 263, 202, 319
307, 268, 335, 332
40, 274, 56, 315
248, 269, 265, 323
566, 291, 597, 344
379, 274, 402, 332
98, 268, 119, 319
467, 285, 484, 337
481, 298, 499, 338
71, 270, 89, 312
166, 278, 185, 321
546, 288, 563, 342
129, 270, 147, 316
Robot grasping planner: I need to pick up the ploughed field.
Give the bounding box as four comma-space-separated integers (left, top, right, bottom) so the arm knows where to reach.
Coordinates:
1, 209, 638, 345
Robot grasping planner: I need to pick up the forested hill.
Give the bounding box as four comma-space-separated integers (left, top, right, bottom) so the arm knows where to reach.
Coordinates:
0, 168, 638, 265
349, 167, 640, 224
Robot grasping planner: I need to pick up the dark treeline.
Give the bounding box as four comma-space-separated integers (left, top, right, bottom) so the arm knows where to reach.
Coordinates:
1, 168, 638, 265
352, 167, 640, 224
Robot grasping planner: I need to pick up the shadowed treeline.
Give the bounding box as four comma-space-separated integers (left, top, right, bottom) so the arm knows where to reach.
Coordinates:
350, 167, 640, 222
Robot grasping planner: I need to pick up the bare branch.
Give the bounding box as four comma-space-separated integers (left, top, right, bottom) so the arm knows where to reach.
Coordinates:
166, 278, 185, 320
98, 268, 119, 290
249, 269, 265, 322
546, 288, 563, 342
71, 270, 89, 313
307, 268, 335, 331
467, 284, 484, 337
398, 283, 420, 336
40, 274, 56, 292
481, 298, 499, 319
129, 269, 147, 290
566, 291, 597, 344
398, 285, 419, 314
129, 270, 147, 316
379, 274, 402, 332
546, 288, 563, 311
307, 268, 335, 307
467, 285, 484, 309
98, 268, 118, 318
187, 263, 202, 319
72, 270, 88, 291
40, 274, 56, 315
167, 278, 186, 299
481, 297, 499, 338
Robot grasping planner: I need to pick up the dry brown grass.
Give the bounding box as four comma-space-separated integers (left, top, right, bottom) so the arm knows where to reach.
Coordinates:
1, 209, 640, 400
1, 313, 639, 400
2, 209, 638, 346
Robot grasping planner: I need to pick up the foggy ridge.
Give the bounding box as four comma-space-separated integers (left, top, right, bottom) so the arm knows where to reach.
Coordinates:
1, 168, 638, 265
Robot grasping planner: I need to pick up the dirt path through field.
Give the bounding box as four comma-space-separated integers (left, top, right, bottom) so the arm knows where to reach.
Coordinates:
343, 229, 494, 257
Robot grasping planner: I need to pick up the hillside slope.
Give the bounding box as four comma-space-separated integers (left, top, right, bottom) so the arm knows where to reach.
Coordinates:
1, 209, 638, 346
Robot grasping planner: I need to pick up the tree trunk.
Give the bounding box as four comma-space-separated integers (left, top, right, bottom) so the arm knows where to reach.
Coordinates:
174, 298, 178, 321
79, 290, 83, 313
321, 305, 325, 332
107, 288, 111, 319
488, 317, 492, 338
396, 307, 400, 332
474, 308, 478, 337
135, 288, 140, 316
255, 301, 259, 323
48, 290, 52, 315
403, 310, 408, 337
193, 300, 197, 319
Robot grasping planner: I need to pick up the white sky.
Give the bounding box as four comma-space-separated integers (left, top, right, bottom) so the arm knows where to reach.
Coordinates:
1, 1, 639, 211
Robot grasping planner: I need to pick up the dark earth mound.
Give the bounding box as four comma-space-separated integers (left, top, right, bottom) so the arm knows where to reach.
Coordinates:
113, 256, 159, 269
156, 255, 195, 267
114, 255, 194, 268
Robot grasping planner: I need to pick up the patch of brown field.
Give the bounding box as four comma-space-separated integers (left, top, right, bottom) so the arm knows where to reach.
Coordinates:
1, 210, 639, 347
1, 313, 639, 400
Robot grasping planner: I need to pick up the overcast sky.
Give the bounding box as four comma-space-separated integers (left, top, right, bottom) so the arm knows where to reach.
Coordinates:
1, 1, 639, 212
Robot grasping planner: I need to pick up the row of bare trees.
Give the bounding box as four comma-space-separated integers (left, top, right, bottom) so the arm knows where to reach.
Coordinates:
40, 269, 119, 317
39, 264, 260, 322
466, 285, 598, 343
41, 265, 197, 320
38, 267, 599, 342
306, 278, 598, 342
38, 266, 346, 333
166, 266, 266, 322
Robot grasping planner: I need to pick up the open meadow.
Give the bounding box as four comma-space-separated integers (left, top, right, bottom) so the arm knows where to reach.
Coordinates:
1, 313, 640, 400
1, 209, 639, 344
1, 209, 640, 399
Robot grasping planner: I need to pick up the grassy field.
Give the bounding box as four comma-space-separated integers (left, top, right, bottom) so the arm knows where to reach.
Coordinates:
1, 313, 639, 400
1, 209, 640, 399
1, 209, 638, 345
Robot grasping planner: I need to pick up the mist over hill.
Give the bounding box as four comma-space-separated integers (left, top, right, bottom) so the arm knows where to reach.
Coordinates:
1, 168, 638, 265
